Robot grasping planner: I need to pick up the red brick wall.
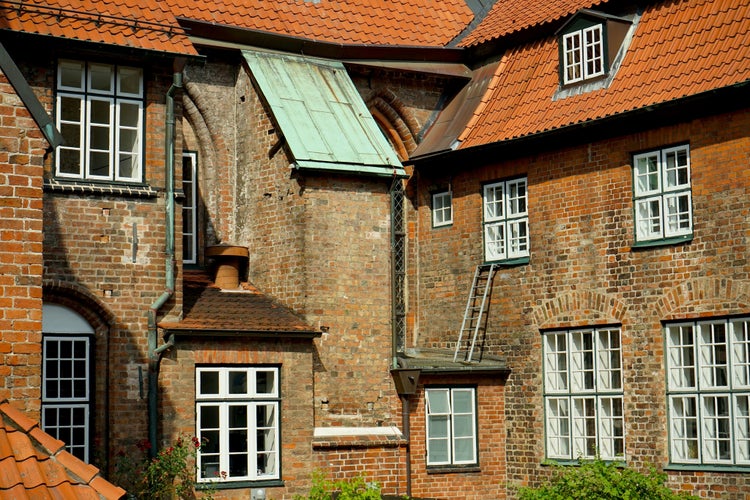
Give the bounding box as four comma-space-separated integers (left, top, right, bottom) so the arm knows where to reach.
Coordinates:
159, 337, 316, 499
313, 442, 406, 496
411, 108, 750, 497
0, 67, 45, 416
408, 375, 507, 500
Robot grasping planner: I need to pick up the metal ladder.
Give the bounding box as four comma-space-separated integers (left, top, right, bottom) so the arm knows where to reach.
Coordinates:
453, 264, 497, 363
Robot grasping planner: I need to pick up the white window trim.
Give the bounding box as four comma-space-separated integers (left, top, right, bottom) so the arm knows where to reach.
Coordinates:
182, 152, 198, 264
666, 318, 750, 466
432, 190, 453, 227
425, 387, 478, 466
483, 178, 529, 262
543, 328, 625, 461
562, 24, 605, 85
633, 145, 692, 243
196, 367, 280, 482
55, 60, 144, 183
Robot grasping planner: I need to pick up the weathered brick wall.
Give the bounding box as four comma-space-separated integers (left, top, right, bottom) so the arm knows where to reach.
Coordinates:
408, 374, 507, 500
0, 66, 45, 416
312, 441, 406, 496
159, 337, 316, 500
411, 108, 750, 497
12, 49, 185, 459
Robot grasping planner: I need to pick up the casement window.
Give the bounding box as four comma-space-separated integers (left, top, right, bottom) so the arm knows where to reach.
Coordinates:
633, 145, 692, 244
432, 191, 453, 227
666, 318, 750, 466
196, 367, 280, 482
483, 177, 529, 262
182, 152, 198, 264
425, 387, 477, 466
42, 335, 92, 462
543, 327, 624, 461
562, 24, 604, 84
55, 59, 144, 182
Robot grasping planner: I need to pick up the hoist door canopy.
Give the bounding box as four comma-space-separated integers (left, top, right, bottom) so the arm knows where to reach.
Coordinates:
243, 50, 405, 178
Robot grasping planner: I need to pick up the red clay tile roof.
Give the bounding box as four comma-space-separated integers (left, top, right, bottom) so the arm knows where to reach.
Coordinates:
0, 400, 125, 499
0, 0, 197, 56
160, 271, 318, 335
457, 0, 750, 148
458, 0, 605, 47
167, 0, 474, 46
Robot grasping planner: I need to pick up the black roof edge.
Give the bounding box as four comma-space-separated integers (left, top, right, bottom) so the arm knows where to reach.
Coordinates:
418, 366, 511, 376
177, 17, 467, 64
165, 328, 321, 339
408, 81, 750, 171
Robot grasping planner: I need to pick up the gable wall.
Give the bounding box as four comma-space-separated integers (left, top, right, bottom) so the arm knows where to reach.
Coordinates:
411, 107, 750, 497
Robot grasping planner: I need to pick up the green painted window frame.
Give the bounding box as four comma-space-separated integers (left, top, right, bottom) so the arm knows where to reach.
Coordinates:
632, 144, 693, 247
542, 327, 625, 462
425, 386, 478, 467
665, 317, 750, 467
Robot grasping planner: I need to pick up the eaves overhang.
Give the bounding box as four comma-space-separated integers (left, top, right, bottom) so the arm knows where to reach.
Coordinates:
161, 328, 321, 339
179, 17, 467, 64
409, 80, 750, 171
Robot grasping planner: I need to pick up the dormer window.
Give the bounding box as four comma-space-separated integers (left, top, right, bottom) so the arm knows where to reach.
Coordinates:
557, 10, 635, 89
562, 24, 604, 84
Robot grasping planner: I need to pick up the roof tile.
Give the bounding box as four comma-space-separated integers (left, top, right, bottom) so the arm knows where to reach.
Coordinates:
0, 400, 125, 499
457, 0, 750, 148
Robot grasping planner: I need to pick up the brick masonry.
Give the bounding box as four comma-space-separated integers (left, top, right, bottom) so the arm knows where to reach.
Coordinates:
412, 109, 750, 498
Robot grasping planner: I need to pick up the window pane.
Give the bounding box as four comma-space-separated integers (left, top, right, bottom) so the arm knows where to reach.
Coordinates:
199, 371, 219, 395
667, 325, 696, 389
483, 183, 504, 220
735, 395, 750, 464
544, 333, 568, 392
89, 63, 114, 93
572, 397, 597, 458
426, 389, 450, 415
484, 223, 505, 261
700, 323, 728, 388
546, 398, 570, 458
118, 67, 142, 96
256, 370, 277, 395
732, 320, 750, 388
59, 60, 84, 89
229, 371, 248, 395
702, 395, 731, 462
636, 198, 661, 239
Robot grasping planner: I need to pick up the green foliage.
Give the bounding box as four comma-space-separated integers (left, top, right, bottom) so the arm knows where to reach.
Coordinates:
111, 435, 216, 499
516, 458, 698, 500
294, 470, 382, 500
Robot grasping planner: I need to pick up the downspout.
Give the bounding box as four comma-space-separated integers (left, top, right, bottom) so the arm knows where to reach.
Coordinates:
147, 67, 183, 458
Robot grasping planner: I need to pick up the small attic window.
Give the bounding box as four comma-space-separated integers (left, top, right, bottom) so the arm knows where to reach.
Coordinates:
557, 10, 633, 87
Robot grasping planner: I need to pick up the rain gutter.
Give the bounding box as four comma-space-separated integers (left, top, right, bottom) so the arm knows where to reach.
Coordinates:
147, 66, 183, 458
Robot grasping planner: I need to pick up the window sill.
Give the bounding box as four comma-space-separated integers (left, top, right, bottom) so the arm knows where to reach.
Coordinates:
664, 463, 750, 473
426, 465, 480, 474
44, 178, 159, 198
196, 479, 284, 490
632, 234, 693, 249
485, 256, 529, 267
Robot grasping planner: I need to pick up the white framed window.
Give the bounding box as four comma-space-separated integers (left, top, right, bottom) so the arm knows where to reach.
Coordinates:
42, 335, 91, 462
666, 318, 750, 466
182, 152, 198, 264
633, 145, 692, 243
425, 387, 477, 466
562, 24, 605, 85
432, 191, 453, 227
196, 366, 280, 482
483, 177, 529, 262
56, 59, 144, 183
543, 327, 624, 461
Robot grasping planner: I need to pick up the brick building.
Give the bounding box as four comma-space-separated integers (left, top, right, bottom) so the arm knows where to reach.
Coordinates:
0, 0, 748, 499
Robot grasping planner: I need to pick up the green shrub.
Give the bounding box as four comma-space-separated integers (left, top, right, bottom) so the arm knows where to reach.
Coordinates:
516, 458, 698, 500
294, 470, 381, 500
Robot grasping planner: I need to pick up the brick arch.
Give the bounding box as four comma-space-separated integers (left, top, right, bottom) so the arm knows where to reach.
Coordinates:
655, 277, 750, 320
43, 280, 113, 333
532, 290, 628, 329
367, 91, 419, 158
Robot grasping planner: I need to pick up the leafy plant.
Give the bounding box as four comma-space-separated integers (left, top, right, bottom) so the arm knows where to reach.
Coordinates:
516, 458, 698, 500
294, 470, 381, 500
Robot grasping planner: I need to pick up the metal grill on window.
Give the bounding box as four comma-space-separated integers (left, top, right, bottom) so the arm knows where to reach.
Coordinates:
391, 180, 407, 354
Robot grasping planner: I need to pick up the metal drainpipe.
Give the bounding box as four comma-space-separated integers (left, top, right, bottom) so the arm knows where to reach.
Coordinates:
147, 70, 182, 458
401, 395, 412, 498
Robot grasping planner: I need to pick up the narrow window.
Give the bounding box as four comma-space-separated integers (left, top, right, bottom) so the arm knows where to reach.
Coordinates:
543, 327, 624, 461
182, 152, 198, 264
425, 387, 477, 466
196, 367, 280, 482
483, 177, 529, 262
55, 60, 144, 182
633, 145, 692, 244
666, 318, 750, 465
432, 191, 453, 227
